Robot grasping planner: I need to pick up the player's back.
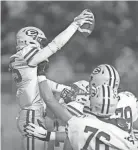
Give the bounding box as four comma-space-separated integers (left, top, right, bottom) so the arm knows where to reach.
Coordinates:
67, 115, 137, 150
9, 45, 43, 109
114, 92, 138, 131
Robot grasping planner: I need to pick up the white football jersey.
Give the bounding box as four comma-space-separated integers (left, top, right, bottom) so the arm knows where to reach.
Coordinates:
83, 100, 91, 115
67, 115, 137, 150
114, 92, 138, 131
65, 101, 84, 116
9, 45, 45, 109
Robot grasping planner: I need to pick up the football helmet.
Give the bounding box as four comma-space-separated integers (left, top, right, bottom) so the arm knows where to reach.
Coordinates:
118, 91, 137, 102
90, 85, 118, 117
60, 80, 89, 104
16, 26, 48, 51
90, 64, 120, 94
73, 80, 89, 105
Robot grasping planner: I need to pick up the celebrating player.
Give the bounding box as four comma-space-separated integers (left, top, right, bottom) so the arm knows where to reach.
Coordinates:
24, 68, 137, 150
9, 9, 94, 150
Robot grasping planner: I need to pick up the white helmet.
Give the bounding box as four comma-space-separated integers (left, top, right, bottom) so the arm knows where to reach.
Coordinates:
120, 91, 136, 98
118, 91, 137, 102
16, 26, 48, 51
73, 80, 89, 93
60, 80, 90, 105
72, 80, 90, 105
90, 85, 118, 117
90, 64, 120, 94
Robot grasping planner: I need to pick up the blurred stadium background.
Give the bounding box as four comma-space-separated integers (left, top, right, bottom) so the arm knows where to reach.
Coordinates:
1, 1, 138, 150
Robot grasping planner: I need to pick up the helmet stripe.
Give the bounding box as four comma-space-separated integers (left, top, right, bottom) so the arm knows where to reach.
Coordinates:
101, 85, 105, 113
106, 86, 110, 114
105, 65, 112, 87
111, 66, 116, 89
67, 105, 83, 116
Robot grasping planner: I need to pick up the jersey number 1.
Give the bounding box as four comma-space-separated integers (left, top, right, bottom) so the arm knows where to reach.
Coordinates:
81, 126, 110, 150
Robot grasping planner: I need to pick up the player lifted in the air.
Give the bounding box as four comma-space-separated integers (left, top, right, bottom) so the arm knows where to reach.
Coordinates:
9, 9, 94, 150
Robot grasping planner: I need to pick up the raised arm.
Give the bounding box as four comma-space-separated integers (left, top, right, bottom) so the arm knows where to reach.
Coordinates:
38, 76, 72, 123
28, 9, 94, 66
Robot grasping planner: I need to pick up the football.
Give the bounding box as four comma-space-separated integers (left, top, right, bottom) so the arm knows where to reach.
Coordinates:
79, 9, 95, 37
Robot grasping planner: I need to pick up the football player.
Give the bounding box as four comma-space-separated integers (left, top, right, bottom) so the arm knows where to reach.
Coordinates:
9, 9, 94, 150
83, 64, 120, 115
113, 91, 138, 143
114, 91, 138, 132
24, 62, 137, 150
89, 64, 120, 93
24, 80, 137, 150
89, 65, 138, 130
38, 61, 90, 149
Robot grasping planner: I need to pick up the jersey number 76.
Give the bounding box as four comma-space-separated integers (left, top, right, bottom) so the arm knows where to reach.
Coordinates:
81, 126, 110, 150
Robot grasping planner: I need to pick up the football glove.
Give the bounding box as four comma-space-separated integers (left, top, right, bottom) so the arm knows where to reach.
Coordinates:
37, 61, 49, 76
73, 9, 94, 27
24, 119, 51, 141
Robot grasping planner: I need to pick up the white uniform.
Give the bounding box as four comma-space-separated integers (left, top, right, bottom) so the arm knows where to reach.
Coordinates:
10, 45, 48, 150
67, 115, 137, 150
114, 92, 138, 132
10, 45, 44, 108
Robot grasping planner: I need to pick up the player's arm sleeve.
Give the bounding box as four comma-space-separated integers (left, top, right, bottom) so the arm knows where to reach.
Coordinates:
28, 22, 79, 66
38, 78, 72, 123
47, 79, 71, 93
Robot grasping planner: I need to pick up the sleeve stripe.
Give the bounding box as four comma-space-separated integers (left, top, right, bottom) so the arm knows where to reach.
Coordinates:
24, 47, 37, 59
84, 106, 91, 110
83, 110, 93, 115
67, 105, 83, 115
26, 50, 39, 64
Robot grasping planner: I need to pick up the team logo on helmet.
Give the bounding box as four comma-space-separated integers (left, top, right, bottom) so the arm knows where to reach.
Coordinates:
92, 67, 101, 74
26, 29, 38, 39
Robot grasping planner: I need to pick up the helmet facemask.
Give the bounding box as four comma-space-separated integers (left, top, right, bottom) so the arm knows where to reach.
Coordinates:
60, 80, 89, 104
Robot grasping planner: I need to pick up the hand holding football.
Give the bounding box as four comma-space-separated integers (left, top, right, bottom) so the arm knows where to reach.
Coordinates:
78, 9, 95, 37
